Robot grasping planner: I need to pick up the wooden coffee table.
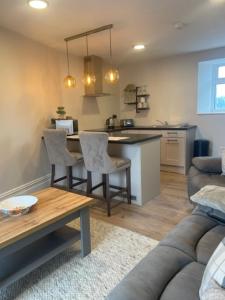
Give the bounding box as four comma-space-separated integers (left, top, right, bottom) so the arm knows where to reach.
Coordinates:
0, 187, 93, 289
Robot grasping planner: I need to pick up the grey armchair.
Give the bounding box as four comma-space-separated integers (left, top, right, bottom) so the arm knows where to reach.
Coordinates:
188, 156, 225, 199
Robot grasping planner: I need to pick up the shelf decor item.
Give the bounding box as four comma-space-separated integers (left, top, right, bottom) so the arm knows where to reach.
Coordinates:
124, 84, 137, 104
0, 195, 38, 216
56, 106, 66, 119
136, 85, 150, 113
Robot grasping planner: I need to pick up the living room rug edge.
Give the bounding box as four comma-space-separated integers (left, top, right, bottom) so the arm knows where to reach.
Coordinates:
1, 218, 158, 300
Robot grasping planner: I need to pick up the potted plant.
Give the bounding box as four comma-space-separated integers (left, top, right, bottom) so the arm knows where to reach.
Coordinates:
56, 106, 66, 119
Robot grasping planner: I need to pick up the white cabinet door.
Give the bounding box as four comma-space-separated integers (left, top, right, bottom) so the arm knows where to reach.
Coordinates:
160, 137, 185, 167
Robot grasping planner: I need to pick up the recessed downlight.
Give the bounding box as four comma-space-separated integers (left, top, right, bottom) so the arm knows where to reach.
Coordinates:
133, 44, 146, 51
28, 0, 49, 9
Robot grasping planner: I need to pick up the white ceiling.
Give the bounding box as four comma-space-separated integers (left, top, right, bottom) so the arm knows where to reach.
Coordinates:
1, 0, 225, 65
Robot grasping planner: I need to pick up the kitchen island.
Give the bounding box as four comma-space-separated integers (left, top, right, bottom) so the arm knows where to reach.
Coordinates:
67, 133, 161, 206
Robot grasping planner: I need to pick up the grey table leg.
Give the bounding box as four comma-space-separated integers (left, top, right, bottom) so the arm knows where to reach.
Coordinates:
80, 207, 91, 257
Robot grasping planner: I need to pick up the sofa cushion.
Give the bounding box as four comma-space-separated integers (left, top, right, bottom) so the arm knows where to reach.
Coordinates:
192, 157, 222, 174
196, 225, 225, 264
201, 278, 225, 300
188, 171, 225, 198
160, 214, 219, 262
200, 238, 225, 298
191, 185, 225, 214
194, 205, 225, 224
160, 262, 205, 300
107, 246, 192, 300
107, 209, 225, 300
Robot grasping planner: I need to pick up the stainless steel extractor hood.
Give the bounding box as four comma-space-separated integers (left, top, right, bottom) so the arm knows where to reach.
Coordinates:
83, 55, 110, 97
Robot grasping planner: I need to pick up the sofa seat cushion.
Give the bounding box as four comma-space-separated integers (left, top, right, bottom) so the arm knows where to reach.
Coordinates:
196, 225, 225, 264
160, 215, 220, 261
107, 246, 192, 300
160, 262, 205, 300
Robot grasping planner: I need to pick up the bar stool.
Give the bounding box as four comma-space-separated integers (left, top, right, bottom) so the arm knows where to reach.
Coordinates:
79, 131, 131, 216
43, 129, 87, 190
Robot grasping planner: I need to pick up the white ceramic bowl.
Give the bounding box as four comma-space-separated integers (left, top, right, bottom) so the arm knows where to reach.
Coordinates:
0, 195, 38, 216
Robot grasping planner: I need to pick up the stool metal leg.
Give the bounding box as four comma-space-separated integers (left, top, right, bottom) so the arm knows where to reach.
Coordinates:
68, 166, 73, 189
102, 174, 107, 199
66, 166, 72, 191
87, 171, 92, 195
126, 167, 131, 204
51, 165, 55, 187
105, 174, 111, 217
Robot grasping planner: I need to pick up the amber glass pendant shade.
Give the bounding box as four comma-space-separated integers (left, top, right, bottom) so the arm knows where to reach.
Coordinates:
105, 29, 119, 85
105, 68, 119, 84
64, 75, 76, 88
83, 73, 96, 86
64, 41, 75, 88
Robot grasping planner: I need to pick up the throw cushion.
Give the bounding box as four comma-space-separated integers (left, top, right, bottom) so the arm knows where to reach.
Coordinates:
191, 185, 225, 213
221, 147, 225, 176
201, 278, 225, 300
199, 238, 225, 299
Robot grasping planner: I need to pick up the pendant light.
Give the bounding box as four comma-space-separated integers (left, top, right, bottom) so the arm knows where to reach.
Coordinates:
83, 35, 96, 86
64, 41, 76, 88
105, 28, 119, 84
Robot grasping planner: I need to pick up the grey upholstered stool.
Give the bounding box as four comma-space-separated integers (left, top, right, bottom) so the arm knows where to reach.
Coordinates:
43, 129, 86, 190
79, 131, 131, 216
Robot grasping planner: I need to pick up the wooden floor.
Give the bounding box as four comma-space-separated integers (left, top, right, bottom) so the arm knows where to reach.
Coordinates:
91, 172, 193, 241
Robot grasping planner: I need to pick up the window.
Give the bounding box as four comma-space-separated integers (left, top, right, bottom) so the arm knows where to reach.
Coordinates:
197, 58, 225, 114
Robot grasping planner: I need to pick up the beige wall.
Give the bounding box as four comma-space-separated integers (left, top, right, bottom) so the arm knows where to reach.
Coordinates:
119, 47, 225, 155
0, 26, 120, 194
0, 27, 63, 194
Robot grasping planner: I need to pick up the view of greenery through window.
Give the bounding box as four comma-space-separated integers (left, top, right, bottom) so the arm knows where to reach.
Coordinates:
215, 66, 225, 111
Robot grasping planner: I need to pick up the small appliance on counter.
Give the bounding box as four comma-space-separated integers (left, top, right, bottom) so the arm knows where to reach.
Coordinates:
51, 118, 78, 135
120, 119, 134, 128
106, 114, 117, 129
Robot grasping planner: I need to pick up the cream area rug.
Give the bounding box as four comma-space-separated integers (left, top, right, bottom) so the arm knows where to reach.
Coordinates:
1, 218, 158, 300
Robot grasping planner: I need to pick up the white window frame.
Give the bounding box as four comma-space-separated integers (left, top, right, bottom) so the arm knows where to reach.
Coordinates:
197, 58, 225, 115
212, 64, 225, 113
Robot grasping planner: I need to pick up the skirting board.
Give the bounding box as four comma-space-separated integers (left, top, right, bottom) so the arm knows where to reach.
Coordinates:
0, 174, 51, 200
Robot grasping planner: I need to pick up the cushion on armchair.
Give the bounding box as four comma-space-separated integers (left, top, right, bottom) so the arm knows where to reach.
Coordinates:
192, 157, 222, 174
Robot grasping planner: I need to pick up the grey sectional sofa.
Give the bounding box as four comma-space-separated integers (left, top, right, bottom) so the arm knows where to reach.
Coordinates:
108, 206, 225, 300
188, 156, 225, 197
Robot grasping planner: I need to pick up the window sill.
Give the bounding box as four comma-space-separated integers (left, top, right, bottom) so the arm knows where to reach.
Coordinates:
197, 112, 225, 115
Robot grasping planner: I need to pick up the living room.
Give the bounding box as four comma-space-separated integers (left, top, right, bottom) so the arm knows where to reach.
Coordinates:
1, 0, 225, 299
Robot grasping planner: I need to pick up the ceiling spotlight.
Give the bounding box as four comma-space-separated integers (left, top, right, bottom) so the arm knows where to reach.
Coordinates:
173, 22, 186, 30
133, 44, 145, 51
28, 0, 49, 9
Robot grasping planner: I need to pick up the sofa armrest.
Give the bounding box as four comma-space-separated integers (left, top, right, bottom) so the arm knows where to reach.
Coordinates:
192, 157, 222, 174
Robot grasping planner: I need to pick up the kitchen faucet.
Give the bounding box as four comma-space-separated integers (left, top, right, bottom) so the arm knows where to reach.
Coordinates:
156, 120, 169, 126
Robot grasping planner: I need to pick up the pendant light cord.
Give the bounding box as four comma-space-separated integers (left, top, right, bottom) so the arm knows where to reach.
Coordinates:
109, 28, 112, 58
86, 34, 89, 57
66, 41, 70, 75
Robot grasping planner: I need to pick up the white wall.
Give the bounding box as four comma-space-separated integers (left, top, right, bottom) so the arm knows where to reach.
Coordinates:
119, 47, 225, 155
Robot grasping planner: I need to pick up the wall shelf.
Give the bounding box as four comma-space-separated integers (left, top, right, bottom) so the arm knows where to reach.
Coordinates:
136, 86, 150, 113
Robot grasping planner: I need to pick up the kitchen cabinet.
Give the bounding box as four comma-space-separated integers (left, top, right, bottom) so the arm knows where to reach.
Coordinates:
121, 128, 196, 174
160, 137, 185, 167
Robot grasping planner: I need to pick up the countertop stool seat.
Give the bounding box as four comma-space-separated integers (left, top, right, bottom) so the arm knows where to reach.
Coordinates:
79, 131, 131, 217
43, 129, 87, 191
